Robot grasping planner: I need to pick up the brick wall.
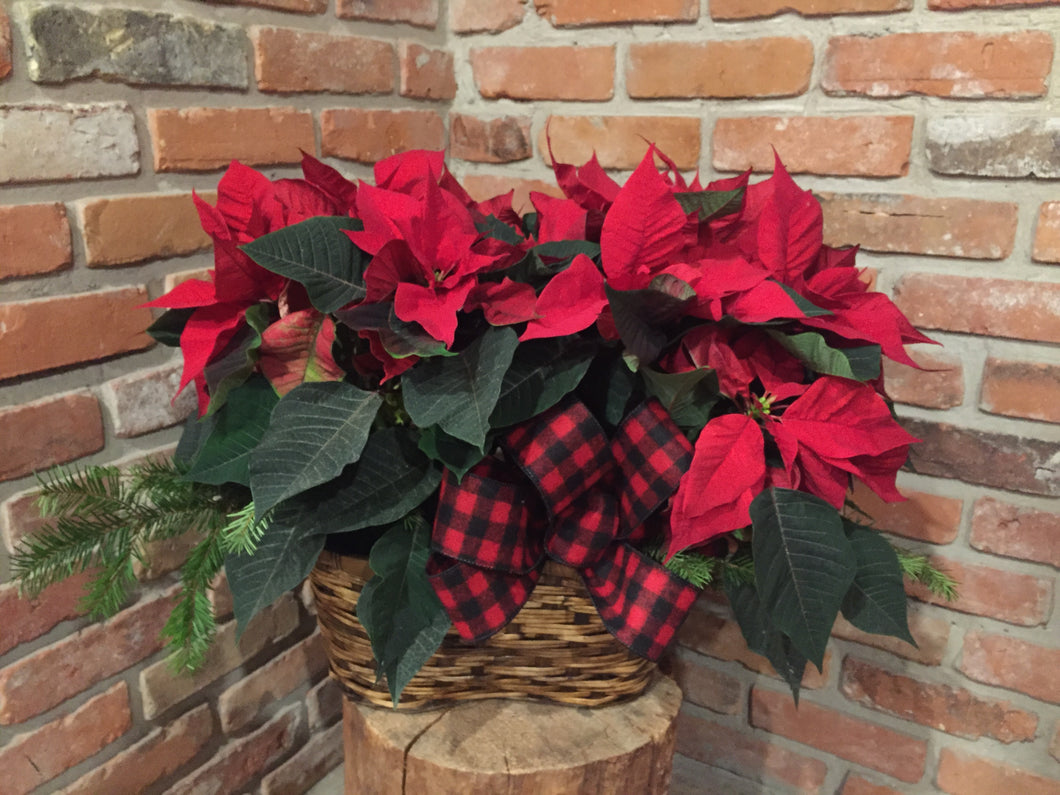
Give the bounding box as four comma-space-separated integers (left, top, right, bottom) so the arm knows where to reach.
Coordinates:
1, 1, 1058, 794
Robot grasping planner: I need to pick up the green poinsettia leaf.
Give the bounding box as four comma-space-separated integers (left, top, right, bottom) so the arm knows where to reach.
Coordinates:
357, 518, 451, 705
402, 326, 519, 448
489, 337, 595, 429
241, 216, 366, 314
204, 304, 272, 415
640, 366, 720, 430
674, 188, 744, 221
175, 412, 217, 469
606, 281, 693, 364
418, 426, 486, 482
146, 307, 195, 347
768, 330, 881, 382
726, 579, 808, 704
750, 487, 856, 669
249, 381, 383, 519
772, 282, 832, 319
185, 376, 279, 486
476, 215, 523, 246
840, 520, 915, 645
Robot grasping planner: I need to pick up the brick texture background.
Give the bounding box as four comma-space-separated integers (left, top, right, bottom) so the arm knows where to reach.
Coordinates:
1, 1, 1058, 794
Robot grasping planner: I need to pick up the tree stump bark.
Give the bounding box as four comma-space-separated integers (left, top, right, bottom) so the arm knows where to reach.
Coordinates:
343, 676, 682, 795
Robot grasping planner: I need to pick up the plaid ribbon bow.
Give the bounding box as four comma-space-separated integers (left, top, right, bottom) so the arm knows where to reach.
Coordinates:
427, 396, 699, 661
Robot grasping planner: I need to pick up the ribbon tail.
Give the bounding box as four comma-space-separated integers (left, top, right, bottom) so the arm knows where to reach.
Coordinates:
582, 545, 698, 661
427, 554, 541, 643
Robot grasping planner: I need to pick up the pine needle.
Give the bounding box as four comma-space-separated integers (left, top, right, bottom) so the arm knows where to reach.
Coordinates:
895, 547, 959, 601
220, 502, 269, 555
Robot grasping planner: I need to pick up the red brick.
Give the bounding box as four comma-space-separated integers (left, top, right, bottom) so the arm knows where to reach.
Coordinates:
0, 588, 175, 724
0, 683, 130, 795
824, 32, 1053, 98
0, 575, 92, 656
149, 107, 315, 171
209, 571, 235, 620
0, 10, 11, 80
0, 286, 154, 380
450, 0, 525, 32
101, 362, 194, 438
903, 418, 1060, 497
832, 610, 950, 666
629, 39, 812, 99
1034, 201, 1060, 263
925, 116, 1060, 179
451, 114, 532, 163
336, 0, 438, 26
676, 712, 828, 792
0, 203, 71, 280
399, 42, 455, 101
307, 675, 343, 729
714, 116, 912, 177
841, 657, 1037, 743
472, 46, 614, 101
321, 109, 445, 164
461, 175, 563, 215
253, 27, 393, 95
2, 489, 46, 553
971, 497, 1060, 568
261, 723, 343, 795
981, 358, 1060, 423
210, 0, 327, 10
847, 480, 961, 545
840, 775, 906, 795
62, 704, 213, 795
669, 652, 742, 714
936, 747, 1060, 795
931, 0, 1060, 8
79, 192, 211, 267
881, 346, 964, 410
819, 194, 1017, 259
134, 533, 200, 582
543, 115, 700, 170
0, 392, 103, 483
897, 274, 1060, 343
751, 687, 927, 782
713, 0, 908, 17
534, 0, 698, 24
960, 631, 1060, 704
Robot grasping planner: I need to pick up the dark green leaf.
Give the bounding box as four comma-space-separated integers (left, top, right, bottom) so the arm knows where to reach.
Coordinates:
640, 367, 719, 429
203, 305, 271, 416
175, 412, 217, 469
840, 521, 915, 645
357, 519, 451, 705
773, 282, 832, 318
402, 326, 519, 448
146, 308, 194, 347
606, 282, 693, 364
726, 579, 808, 704
489, 337, 594, 428
249, 382, 383, 518
476, 215, 523, 246
750, 487, 855, 668
241, 216, 366, 313
533, 240, 600, 262
418, 427, 485, 482
768, 331, 880, 381
674, 188, 744, 221
185, 376, 279, 486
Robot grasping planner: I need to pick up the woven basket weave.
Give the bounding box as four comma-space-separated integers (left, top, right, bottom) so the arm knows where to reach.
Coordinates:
309, 550, 656, 710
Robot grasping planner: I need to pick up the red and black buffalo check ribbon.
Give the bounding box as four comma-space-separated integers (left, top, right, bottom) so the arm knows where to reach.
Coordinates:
427, 396, 699, 661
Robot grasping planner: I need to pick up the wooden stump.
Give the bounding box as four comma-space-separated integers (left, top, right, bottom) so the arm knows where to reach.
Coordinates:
343, 676, 682, 795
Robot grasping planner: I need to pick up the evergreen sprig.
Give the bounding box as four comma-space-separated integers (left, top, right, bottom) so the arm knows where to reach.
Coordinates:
894, 547, 959, 601
163, 527, 226, 673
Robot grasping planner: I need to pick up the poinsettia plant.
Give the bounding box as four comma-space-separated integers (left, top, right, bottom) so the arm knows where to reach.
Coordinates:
14, 145, 955, 703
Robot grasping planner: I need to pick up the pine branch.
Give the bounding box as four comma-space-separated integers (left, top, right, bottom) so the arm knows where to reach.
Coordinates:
895, 547, 959, 601
220, 502, 269, 556
643, 543, 719, 588
162, 527, 226, 673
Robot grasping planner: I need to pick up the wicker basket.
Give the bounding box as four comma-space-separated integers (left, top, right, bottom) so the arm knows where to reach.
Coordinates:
309, 550, 656, 710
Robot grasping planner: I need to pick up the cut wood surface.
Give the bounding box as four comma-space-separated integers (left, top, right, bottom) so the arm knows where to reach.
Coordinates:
343, 675, 683, 795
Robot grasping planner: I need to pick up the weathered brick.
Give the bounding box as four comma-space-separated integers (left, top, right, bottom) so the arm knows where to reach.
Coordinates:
336, 0, 439, 27
712, 0, 909, 17
847, 480, 961, 545
1, 489, 45, 553
0, 683, 130, 795
819, 194, 1017, 259
970, 497, 1060, 568
751, 687, 927, 782
399, 42, 455, 100
840, 774, 906, 795
676, 712, 828, 792
542, 115, 700, 170
80, 192, 212, 267
140, 593, 300, 719
450, 114, 532, 163
134, 533, 200, 582
461, 175, 564, 215
149, 107, 315, 171
164, 266, 213, 293
926, 117, 1060, 178
209, 572, 235, 620
321, 108, 444, 164
0, 588, 174, 724
832, 610, 950, 666
101, 362, 195, 438
306, 674, 343, 729
61, 704, 213, 795
841, 657, 1037, 743
0, 10, 11, 79
0, 391, 103, 483
219, 632, 327, 733
1052, 724, 1060, 763
163, 706, 301, 795
981, 357, 1060, 423
0, 103, 138, 183
669, 651, 742, 714
960, 631, 1060, 704
534, 0, 698, 25
1034, 202, 1060, 263
714, 116, 912, 176
253, 27, 393, 95
0, 202, 71, 280
472, 46, 614, 101
261, 722, 343, 795
0, 574, 91, 656
0, 286, 154, 380
450, 0, 525, 32
936, 748, 1060, 795
882, 347, 964, 410
201, 0, 327, 10
930, 0, 1060, 8
629, 39, 812, 99
18, 5, 247, 88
